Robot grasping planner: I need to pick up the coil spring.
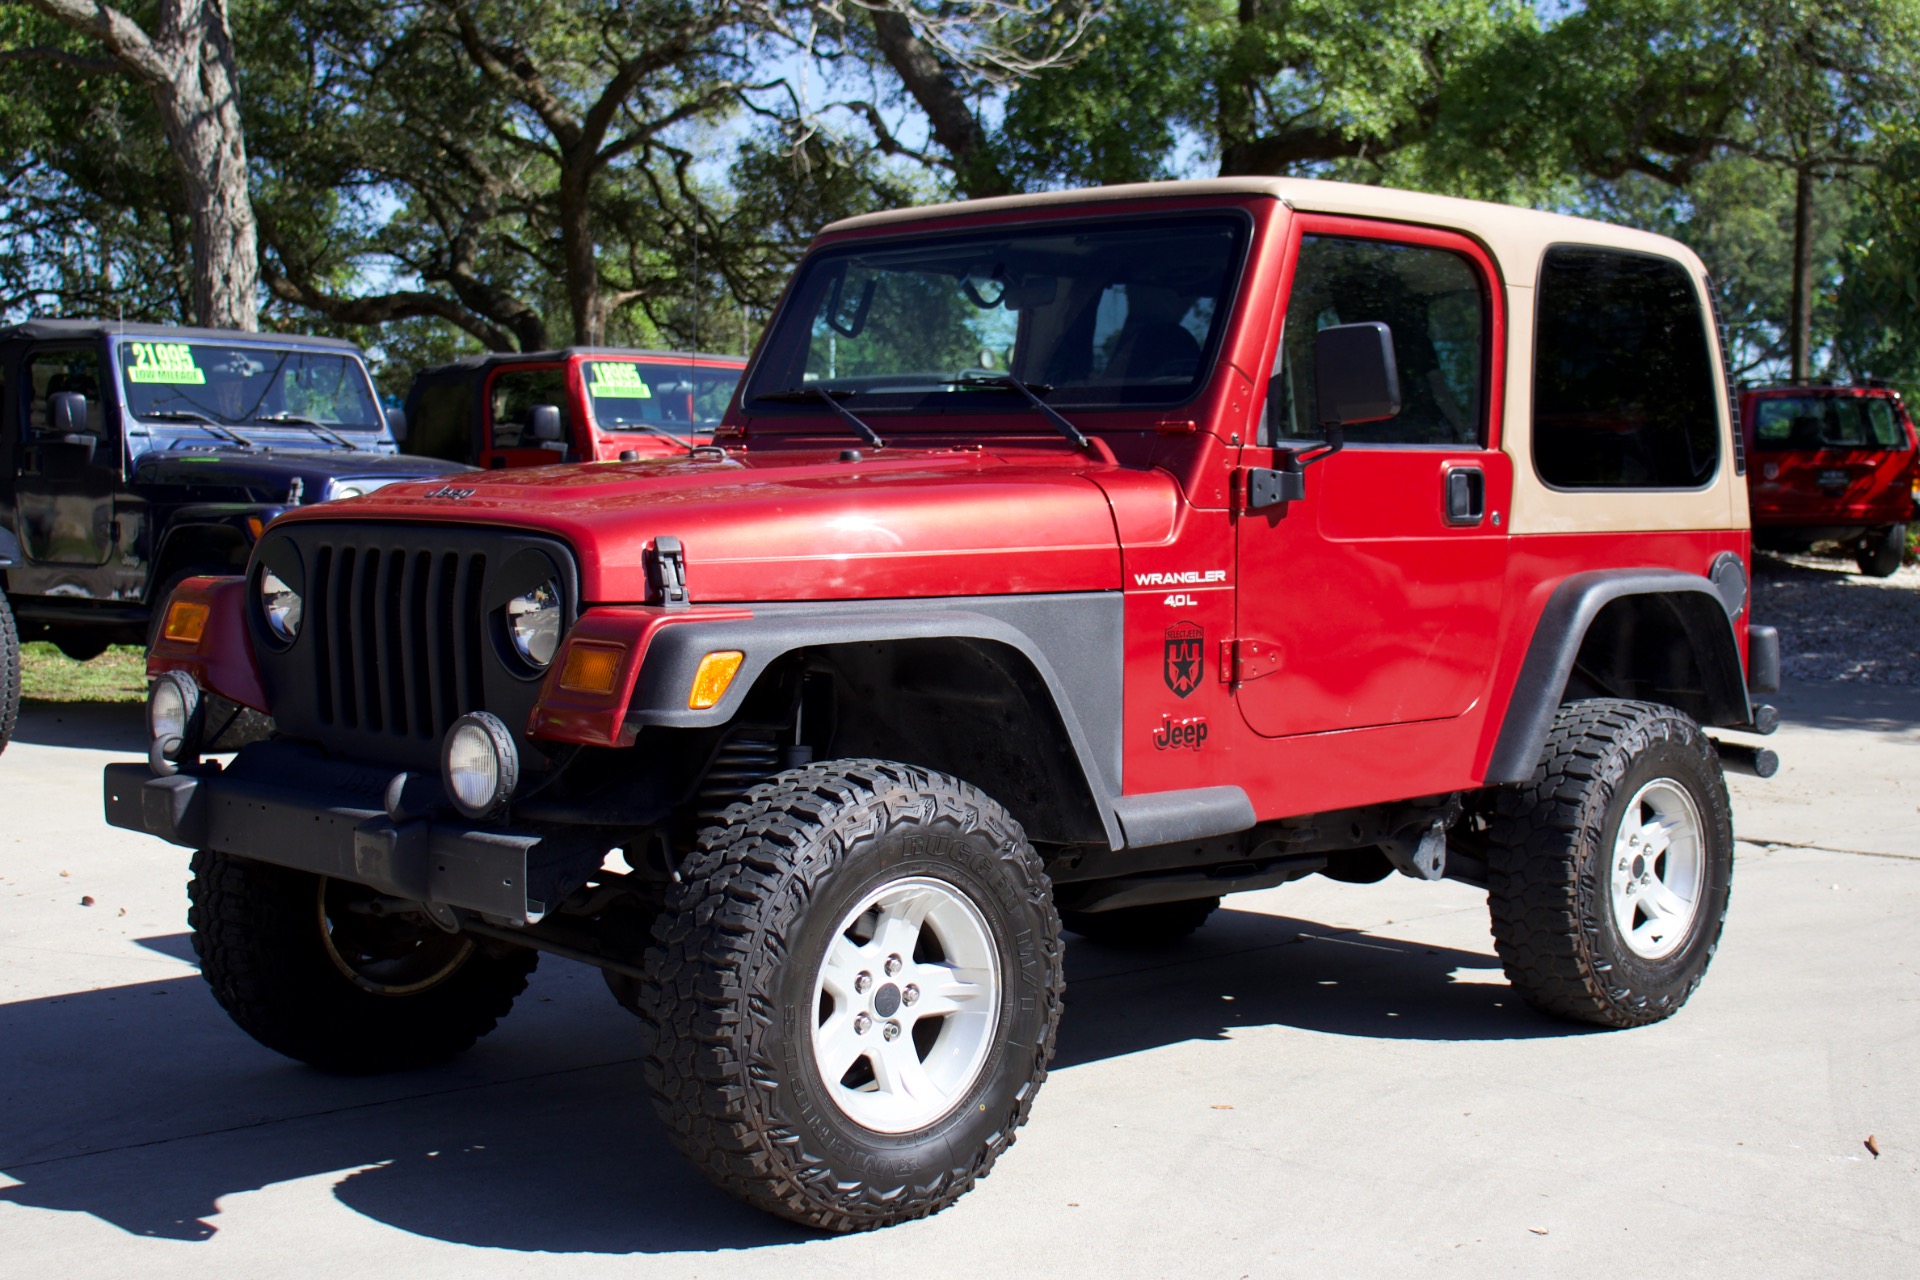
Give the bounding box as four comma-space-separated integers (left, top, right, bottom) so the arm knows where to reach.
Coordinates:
694, 733, 785, 825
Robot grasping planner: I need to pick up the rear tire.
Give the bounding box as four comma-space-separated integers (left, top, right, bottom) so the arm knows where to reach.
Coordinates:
1061, 896, 1220, 947
641, 759, 1063, 1231
1481, 699, 1732, 1028
1856, 523, 1906, 578
189, 849, 537, 1072
0, 586, 18, 756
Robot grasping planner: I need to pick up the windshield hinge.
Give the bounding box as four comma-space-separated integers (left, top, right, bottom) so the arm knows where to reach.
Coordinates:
648, 535, 689, 608
1220, 637, 1283, 685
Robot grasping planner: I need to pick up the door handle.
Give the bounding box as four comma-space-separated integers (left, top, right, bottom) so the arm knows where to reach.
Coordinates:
1444, 466, 1485, 526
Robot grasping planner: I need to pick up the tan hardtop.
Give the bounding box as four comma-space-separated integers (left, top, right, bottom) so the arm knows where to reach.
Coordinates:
819, 177, 1707, 285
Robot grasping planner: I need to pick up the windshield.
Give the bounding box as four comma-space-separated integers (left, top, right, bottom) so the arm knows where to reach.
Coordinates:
583, 359, 740, 436
1752, 395, 1907, 452
744, 214, 1249, 414
117, 339, 382, 429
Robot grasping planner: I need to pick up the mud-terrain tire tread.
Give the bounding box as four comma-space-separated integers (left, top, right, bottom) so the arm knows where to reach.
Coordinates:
1061, 896, 1220, 946
1856, 523, 1906, 578
640, 759, 1063, 1232
1481, 699, 1732, 1029
0, 586, 18, 756
189, 849, 537, 1073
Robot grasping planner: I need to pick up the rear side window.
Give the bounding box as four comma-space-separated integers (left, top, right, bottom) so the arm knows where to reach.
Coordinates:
407, 380, 473, 463
1751, 396, 1907, 451
488, 367, 569, 449
26, 348, 107, 436
1532, 247, 1719, 488
1268, 235, 1485, 446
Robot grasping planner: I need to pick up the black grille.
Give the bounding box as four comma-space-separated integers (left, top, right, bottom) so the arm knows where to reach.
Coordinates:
310, 543, 488, 740
252, 523, 577, 770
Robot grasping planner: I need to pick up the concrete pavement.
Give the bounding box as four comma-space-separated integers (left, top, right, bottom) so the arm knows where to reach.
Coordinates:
2, 689, 1915, 1278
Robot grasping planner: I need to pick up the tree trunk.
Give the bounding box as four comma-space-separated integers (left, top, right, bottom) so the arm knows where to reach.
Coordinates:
558, 160, 602, 345
24, 0, 259, 329
1789, 163, 1814, 381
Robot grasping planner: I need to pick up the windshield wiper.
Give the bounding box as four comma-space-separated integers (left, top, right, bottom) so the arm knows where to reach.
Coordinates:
942, 373, 1091, 451
253, 413, 360, 450
144, 410, 254, 448
606, 419, 698, 456
755, 387, 884, 449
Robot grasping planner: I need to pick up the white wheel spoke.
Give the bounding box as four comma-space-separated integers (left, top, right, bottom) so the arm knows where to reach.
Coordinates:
1606, 779, 1707, 961
906, 963, 993, 1020
870, 1036, 940, 1105
1642, 878, 1692, 925
871, 891, 935, 962
814, 1014, 868, 1084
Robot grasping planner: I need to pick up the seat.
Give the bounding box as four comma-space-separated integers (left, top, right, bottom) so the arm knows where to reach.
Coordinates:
1105, 322, 1202, 384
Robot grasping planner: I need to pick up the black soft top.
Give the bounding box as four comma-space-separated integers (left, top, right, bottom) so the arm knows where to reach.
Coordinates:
414, 346, 746, 381
0, 318, 363, 353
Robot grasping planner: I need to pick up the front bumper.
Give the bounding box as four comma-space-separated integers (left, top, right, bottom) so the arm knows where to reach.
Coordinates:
103, 743, 567, 925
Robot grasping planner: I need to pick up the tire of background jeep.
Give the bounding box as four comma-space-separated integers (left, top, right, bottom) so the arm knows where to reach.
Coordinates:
640, 759, 1064, 1232
52, 635, 111, 662
1856, 523, 1907, 578
1481, 699, 1733, 1029
0, 586, 19, 756
189, 849, 538, 1073
1060, 896, 1220, 946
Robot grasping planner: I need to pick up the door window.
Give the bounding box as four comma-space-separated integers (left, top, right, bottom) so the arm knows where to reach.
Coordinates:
1532, 246, 1719, 488
408, 380, 475, 462
488, 368, 569, 449
27, 349, 107, 438
1267, 235, 1486, 446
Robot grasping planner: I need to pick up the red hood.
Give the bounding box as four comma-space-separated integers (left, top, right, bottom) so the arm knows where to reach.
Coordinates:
274, 446, 1133, 602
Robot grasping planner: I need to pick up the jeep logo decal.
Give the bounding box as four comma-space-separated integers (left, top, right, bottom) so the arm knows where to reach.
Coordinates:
1164, 621, 1204, 698
422, 486, 476, 500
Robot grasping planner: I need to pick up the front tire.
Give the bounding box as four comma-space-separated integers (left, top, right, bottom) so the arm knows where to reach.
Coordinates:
641, 760, 1063, 1231
1856, 523, 1907, 578
189, 849, 537, 1072
0, 586, 18, 755
1482, 700, 1733, 1028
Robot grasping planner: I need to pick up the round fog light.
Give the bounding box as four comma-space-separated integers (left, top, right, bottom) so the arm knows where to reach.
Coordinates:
148, 670, 204, 767
441, 711, 519, 819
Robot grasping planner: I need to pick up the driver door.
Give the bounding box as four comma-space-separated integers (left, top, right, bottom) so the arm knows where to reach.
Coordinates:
1235, 217, 1511, 739
481, 365, 573, 469
14, 344, 120, 579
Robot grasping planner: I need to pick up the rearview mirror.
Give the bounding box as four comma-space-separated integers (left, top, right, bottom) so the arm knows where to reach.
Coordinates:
528, 404, 563, 442
49, 391, 90, 437
1314, 321, 1401, 431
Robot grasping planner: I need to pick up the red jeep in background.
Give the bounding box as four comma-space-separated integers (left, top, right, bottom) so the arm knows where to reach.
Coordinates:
108, 178, 1779, 1232
1740, 382, 1917, 576
400, 347, 746, 470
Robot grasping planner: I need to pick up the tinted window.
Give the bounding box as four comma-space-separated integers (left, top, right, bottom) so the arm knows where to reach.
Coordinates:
584, 360, 740, 436
1752, 396, 1906, 451
27, 348, 106, 436
489, 368, 569, 449
1267, 235, 1485, 445
116, 341, 379, 428
744, 215, 1247, 412
407, 380, 473, 463
1533, 247, 1719, 488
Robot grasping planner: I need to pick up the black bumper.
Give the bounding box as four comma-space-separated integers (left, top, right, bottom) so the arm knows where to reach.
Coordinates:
103, 744, 557, 925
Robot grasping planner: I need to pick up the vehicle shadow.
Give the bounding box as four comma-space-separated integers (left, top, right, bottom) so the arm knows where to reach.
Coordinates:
0, 909, 1571, 1254
1749, 552, 1920, 732
9, 700, 148, 753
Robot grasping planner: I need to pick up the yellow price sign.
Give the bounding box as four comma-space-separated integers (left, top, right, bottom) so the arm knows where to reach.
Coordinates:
586, 362, 653, 399
126, 341, 207, 385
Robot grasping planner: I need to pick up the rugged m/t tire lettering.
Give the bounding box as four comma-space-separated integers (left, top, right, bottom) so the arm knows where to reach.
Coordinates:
640, 760, 1063, 1231
1482, 699, 1733, 1028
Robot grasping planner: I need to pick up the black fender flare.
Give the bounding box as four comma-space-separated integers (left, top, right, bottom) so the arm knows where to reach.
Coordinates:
1485, 569, 1752, 784
150, 513, 266, 601
625, 594, 1140, 847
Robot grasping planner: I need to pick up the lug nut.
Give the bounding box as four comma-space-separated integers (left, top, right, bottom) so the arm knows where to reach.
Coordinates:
903, 984, 920, 1006
854, 1013, 872, 1035
854, 972, 872, 994
882, 1021, 901, 1041
884, 954, 903, 977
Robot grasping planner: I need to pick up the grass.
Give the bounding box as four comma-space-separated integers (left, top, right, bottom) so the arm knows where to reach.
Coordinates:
20, 642, 148, 703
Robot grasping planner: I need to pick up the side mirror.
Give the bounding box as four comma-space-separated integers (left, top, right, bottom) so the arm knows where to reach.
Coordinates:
385, 407, 408, 444
528, 404, 563, 442
49, 391, 90, 437
1314, 321, 1401, 432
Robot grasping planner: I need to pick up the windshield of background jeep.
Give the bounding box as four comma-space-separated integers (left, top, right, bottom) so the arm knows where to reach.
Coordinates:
744, 214, 1249, 413
1751, 395, 1906, 452
117, 340, 381, 429
583, 360, 740, 436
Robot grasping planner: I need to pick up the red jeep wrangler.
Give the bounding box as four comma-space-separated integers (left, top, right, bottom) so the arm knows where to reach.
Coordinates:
1739, 382, 1917, 576
400, 347, 745, 470
106, 178, 1779, 1231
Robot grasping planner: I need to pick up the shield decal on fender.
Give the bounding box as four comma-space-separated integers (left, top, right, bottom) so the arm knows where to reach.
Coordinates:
1164, 621, 1204, 698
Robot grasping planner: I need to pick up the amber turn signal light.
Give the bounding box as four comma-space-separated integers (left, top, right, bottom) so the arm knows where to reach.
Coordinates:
162, 599, 210, 645
558, 642, 625, 695
688, 651, 745, 710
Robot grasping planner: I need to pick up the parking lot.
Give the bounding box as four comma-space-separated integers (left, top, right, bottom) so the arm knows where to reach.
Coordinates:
2, 557, 1917, 1278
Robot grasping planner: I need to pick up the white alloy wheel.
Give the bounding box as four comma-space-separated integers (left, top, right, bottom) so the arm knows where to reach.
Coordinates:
810, 874, 1002, 1134
1609, 778, 1706, 960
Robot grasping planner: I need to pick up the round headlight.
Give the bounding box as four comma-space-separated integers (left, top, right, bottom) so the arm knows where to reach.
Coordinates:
260, 568, 303, 641
332, 485, 365, 500
506, 580, 562, 668
442, 712, 519, 820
